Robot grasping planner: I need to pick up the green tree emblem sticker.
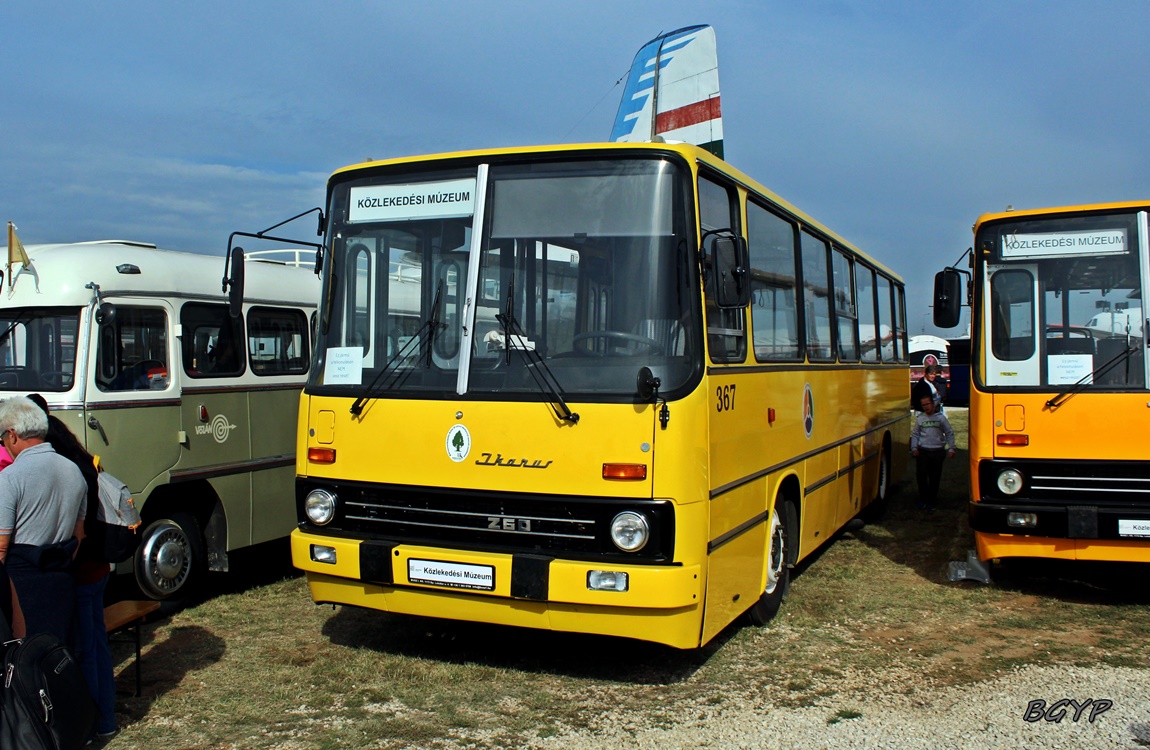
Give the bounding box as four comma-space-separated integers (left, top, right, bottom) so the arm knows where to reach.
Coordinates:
446, 425, 471, 462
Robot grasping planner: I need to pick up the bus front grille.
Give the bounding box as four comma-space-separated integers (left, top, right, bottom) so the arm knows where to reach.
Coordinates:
980, 459, 1150, 506
296, 480, 674, 562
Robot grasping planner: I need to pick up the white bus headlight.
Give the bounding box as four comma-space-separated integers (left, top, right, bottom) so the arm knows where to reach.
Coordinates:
1007, 512, 1038, 529
588, 570, 629, 591
996, 469, 1024, 496
609, 511, 649, 552
305, 489, 337, 525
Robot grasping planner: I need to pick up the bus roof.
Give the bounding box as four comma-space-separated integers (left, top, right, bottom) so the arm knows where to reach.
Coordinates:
329, 142, 903, 283
5, 241, 318, 308
975, 200, 1150, 229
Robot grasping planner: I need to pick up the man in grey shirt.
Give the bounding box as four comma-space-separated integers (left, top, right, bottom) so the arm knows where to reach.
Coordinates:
0, 396, 86, 641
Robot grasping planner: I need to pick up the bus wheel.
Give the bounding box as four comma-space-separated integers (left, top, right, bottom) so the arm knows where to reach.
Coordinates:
134, 512, 206, 601
747, 498, 794, 626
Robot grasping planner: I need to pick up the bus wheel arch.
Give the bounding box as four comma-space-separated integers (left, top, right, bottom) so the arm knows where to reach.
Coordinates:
133, 482, 223, 602
747, 477, 799, 626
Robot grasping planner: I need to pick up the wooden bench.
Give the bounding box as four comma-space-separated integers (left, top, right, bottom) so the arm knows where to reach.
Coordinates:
104, 600, 160, 697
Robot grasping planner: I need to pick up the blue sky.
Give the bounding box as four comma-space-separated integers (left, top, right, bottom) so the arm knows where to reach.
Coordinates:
2, 1, 1147, 334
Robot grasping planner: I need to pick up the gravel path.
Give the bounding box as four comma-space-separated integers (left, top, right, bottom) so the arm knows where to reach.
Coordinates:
530, 665, 1150, 749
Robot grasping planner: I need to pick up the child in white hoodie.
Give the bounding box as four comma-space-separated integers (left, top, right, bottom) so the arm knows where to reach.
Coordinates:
910, 394, 956, 510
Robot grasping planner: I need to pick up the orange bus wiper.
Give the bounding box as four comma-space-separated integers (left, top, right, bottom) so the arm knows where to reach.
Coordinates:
1046, 345, 1136, 410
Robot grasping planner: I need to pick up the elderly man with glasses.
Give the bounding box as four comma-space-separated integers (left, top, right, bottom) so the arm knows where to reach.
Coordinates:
0, 396, 87, 644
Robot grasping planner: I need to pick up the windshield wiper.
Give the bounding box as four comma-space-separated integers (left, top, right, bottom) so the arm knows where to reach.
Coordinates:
349, 280, 445, 416
495, 280, 579, 425
1046, 344, 1137, 410
0, 311, 32, 349
423, 278, 445, 369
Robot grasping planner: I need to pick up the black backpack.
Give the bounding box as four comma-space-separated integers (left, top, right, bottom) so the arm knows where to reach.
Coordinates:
0, 608, 97, 749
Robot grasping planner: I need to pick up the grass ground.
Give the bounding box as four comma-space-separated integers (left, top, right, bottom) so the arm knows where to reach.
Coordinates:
104, 409, 1150, 748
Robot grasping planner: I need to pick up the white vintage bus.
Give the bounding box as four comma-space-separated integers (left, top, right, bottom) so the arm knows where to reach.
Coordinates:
0, 240, 318, 600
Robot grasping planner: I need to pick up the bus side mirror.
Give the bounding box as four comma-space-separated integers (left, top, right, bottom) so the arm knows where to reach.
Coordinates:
95, 302, 117, 326
713, 236, 751, 309
933, 268, 963, 328
226, 246, 246, 319
636, 366, 661, 402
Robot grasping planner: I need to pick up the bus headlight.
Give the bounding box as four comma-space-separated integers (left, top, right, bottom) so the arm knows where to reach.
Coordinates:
304, 489, 337, 526
996, 469, 1024, 496
609, 511, 649, 552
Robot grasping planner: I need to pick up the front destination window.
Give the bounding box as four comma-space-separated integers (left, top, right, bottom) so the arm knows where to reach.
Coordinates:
979, 212, 1146, 389
314, 157, 698, 400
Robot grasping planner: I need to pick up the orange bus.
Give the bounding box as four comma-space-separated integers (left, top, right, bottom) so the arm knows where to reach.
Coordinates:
935, 202, 1149, 564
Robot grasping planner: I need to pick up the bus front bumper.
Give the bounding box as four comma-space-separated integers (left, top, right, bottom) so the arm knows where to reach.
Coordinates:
291, 529, 706, 647
970, 501, 1150, 562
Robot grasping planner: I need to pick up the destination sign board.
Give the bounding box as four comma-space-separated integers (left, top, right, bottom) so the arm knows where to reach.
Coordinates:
349, 178, 476, 223
1001, 228, 1127, 259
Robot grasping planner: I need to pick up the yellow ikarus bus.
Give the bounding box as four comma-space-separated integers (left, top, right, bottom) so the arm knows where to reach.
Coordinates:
0, 239, 318, 600
934, 202, 1150, 565
292, 143, 910, 648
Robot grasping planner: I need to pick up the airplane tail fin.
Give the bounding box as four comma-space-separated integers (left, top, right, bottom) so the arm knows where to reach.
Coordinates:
610, 24, 723, 159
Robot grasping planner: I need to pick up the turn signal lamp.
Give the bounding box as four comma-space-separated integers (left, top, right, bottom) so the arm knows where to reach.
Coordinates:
996, 434, 1029, 446
308, 447, 336, 464
310, 545, 337, 564
603, 463, 647, 480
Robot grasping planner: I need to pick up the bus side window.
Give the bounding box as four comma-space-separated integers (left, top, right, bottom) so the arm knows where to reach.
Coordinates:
98, 306, 169, 392
182, 302, 245, 378
856, 266, 879, 362
748, 200, 800, 361
247, 306, 310, 375
876, 274, 896, 362
800, 231, 834, 361
894, 286, 908, 363
832, 247, 858, 362
699, 174, 746, 363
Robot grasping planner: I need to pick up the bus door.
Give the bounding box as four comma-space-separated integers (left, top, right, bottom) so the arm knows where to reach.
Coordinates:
245, 305, 311, 546
174, 302, 255, 549
84, 300, 181, 495
984, 264, 1040, 387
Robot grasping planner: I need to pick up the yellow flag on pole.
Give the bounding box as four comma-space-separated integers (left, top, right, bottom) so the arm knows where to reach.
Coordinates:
7, 222, 30, 270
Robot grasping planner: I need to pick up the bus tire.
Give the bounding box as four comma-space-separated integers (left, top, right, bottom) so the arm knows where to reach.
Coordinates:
134, 511, 206, 602
862, 443, 892, 522
747, 497, 795, 626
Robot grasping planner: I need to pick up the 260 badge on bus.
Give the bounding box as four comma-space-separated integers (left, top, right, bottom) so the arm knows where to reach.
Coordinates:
408, 558, 496, 591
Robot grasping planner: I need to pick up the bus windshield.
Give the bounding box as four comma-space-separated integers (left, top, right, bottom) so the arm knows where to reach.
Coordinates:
978, 211, 1146, 389
316, 157, 698, 399
0, 307, 81, 392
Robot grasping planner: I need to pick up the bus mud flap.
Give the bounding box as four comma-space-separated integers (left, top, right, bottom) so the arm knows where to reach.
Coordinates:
511, 554, 552, 600
1067, 506, 1099, 539
361, 540, 398, 584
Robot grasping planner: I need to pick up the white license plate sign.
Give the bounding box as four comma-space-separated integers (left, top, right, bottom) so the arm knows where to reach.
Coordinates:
408, 559, 495, 591
1119, 519, 1150, 538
